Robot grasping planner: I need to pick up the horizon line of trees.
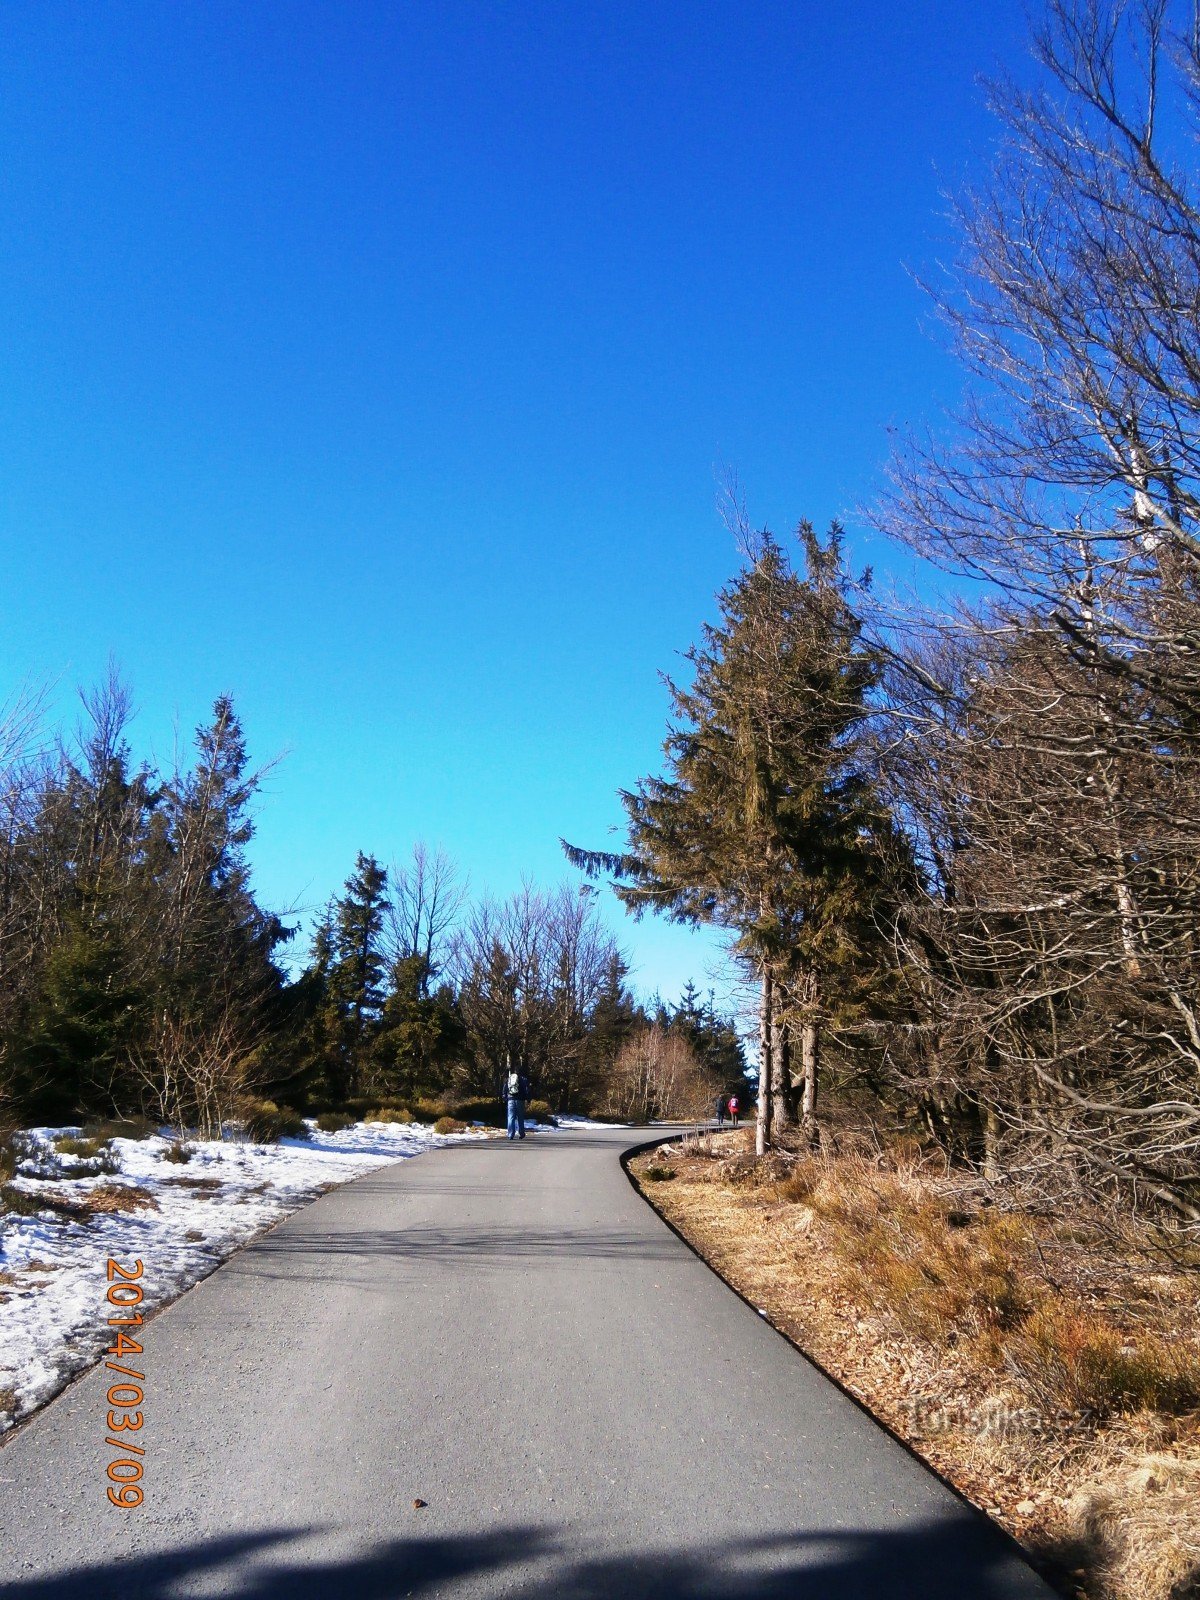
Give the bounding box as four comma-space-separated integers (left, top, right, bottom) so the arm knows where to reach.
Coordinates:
0, 687, 746, 1136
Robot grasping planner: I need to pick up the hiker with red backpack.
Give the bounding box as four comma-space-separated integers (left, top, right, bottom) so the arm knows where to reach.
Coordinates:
728, 1093, 740, 1128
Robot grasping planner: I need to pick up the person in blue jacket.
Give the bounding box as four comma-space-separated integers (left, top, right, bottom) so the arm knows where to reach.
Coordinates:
505, 1059, 530, 1140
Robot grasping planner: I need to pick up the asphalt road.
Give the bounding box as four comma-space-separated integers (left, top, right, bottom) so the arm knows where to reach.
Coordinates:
0, 1124, 1057, 1599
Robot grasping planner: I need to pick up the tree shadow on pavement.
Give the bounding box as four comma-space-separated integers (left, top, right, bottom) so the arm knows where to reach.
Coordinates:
226, 1224, 683, 1277
0, 1514, 1054, 1599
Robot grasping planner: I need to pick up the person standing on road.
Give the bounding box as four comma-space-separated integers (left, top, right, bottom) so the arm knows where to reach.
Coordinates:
728, 1093, 740, 1128
715, 1093, 728, 1129
506, 1058, 530, 1140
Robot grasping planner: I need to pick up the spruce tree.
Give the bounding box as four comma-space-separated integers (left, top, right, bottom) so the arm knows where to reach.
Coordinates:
566, 523, 899, 1149
321, 852, 390, 1103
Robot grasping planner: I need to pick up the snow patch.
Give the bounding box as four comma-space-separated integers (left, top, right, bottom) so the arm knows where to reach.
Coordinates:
0, 1117, 484, 1432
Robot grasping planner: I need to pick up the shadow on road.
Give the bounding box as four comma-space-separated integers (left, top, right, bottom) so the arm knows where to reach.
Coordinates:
0, 1516, 1051, 1598
225, 1223, 683, 1277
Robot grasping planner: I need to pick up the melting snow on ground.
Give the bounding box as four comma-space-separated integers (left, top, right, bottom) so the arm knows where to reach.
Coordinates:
0, 1117, 490, 1434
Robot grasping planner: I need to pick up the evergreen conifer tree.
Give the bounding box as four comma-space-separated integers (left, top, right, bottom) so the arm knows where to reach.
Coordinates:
319, 852, 390, 1103
566, 523, 900, 1148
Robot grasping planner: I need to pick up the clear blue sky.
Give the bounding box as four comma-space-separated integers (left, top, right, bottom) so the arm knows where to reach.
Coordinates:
0, 1, 1027, 1007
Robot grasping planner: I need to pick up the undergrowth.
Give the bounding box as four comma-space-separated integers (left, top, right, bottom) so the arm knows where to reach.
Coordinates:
772, 1153, 1200, 1422
237, 1099, 310, 1142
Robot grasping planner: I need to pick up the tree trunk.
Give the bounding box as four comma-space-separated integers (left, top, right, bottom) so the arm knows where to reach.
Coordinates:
756, 967, 773, 1155
800, 972, 820, 1145
770, 986, 795, 1140
982, 1099, 1001, 1183
800, 1022, 819, 1137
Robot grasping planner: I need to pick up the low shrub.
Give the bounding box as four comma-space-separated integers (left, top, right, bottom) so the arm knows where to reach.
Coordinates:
720, 1150, 795, 1188
0, 1182, 88, 1220
526, 1100, 556, 1125
0, 1132, 26, 1184
52, 1139, 122, 1177
365, 1107, 413, 1124
777, 1164, 820, 1204
451, 1099, 505, 1127
237, 1099, 311, 1143
413, 1099, 447, 1122
1003, 1302, 1200, 1419
81, 1117, 155, 1142
433, 1116, 467, 1135
161, 1141, 193, 1164
680, 1132, 720, 1159
0, 1183, 47, 1217
65, 1151, 121, 1179
809, 1164, 1032, 1348
643, 1164, 677, 1182
54, 1135, 109, 1159
315, 1110, 357, 1133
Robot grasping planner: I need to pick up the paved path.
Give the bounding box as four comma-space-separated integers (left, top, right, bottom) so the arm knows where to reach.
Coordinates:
0, 1125, 1055, 1599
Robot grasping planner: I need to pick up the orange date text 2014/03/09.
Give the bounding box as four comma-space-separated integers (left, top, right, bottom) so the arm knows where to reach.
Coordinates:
104, 1258, 145, 1508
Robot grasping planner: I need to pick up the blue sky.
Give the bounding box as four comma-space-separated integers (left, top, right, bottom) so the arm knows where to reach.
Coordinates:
0, 1, 1027, 1008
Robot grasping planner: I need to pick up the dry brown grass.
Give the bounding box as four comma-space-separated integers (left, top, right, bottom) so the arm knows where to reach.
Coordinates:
52, 1135, 109, 1159
799, 1157, 1033, 1349
0, 1183, 88, 1220
631, 1128, 1200, 1600
1006, 1303, 1200, 1421
81, 1182, 159, 1214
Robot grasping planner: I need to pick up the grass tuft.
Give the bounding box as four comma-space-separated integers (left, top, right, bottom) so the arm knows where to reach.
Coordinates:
53, 1135, 121, 1176
315, 1110, 357, 1133
81, 1117, 155, 1142
777, 1165, 819, 1204
237, 1099, 310, 1143
433, 1116, 467, 1135
365, 1106, 413, 1124
53, 1135, 107, 1158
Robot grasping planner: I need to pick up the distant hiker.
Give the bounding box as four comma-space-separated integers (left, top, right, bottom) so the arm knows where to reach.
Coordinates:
715, 1093, 728, 1129
728, 1094, 740, 1128
506, 1061, 530, 1140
